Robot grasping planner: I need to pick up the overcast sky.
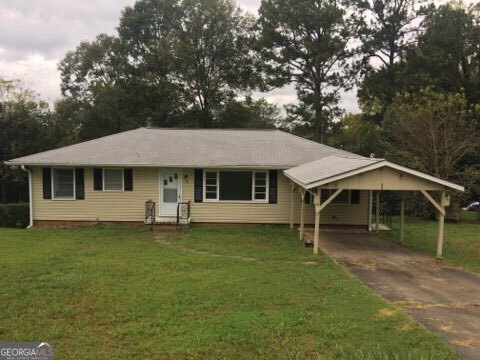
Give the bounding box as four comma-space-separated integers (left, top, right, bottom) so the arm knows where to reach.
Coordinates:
0, 0, 360, 112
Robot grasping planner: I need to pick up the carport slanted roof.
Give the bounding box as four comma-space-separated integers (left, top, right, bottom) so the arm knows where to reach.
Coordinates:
284, 155, 464, 192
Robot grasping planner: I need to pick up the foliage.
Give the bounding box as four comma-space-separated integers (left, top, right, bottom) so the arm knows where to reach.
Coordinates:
58, 0, 259, 137
0, 203, 29, 228
0, 225, 457, 358
384, 88, 480, 179
0, 77, 54, 203
402, 3, 480, 106
357, 0, 422, 120
455, 165, 480, 205
175, 0, 258, 127
257, 0, 362, 143
216, 97, 282, 129
328, 113, 384, 157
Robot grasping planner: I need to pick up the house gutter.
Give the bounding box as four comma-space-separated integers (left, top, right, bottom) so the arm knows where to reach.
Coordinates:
21, 165, 34, 229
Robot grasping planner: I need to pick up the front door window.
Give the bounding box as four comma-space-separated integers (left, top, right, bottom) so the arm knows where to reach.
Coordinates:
160, 171, 180, 216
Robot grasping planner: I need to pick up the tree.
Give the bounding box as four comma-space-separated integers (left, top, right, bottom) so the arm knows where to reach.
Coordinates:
0, 77, 53, 202
356, 0, 421, 120
175, 0, 258, 127
384, 88, 480, 180
402, 3, 480, 106
117, 0, 187, 128
59, 34, 139, 139
456, 165, 480, 204
328, 113, 384, 157
257, 0, 361, 143
59, 34, 123, 103
217, 97, 282, 129
58, 0, 258, 135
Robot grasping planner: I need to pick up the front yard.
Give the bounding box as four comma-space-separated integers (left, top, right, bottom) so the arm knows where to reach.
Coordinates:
0, 225, 456, 359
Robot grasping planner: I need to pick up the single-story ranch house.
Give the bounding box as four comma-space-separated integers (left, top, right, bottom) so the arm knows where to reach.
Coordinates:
6, 127, 463, 256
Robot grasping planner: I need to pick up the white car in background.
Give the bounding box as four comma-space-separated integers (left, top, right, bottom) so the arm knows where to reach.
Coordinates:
462, 201, 480, 211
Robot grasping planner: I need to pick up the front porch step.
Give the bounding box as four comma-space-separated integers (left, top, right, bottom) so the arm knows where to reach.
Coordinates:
145, 216, 191, 227
151, 224, 189, 231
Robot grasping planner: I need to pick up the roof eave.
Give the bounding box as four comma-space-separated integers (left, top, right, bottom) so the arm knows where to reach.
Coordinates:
4, 161, 293, 170
283, 171, 308, 188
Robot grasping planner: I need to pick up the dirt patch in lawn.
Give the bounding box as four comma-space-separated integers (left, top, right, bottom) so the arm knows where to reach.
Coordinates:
154, 234, 321, 266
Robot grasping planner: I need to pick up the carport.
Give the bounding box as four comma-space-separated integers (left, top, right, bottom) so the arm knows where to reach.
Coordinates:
284, 156, 464, 258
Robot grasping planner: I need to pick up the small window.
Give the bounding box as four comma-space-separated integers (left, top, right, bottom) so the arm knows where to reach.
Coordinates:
254, 172, 268, 201
320, 189, 351, 205
205, 171, 218, 200
304, 191, 314, 204
52, 168, 75, 199
104, 169, 124, 191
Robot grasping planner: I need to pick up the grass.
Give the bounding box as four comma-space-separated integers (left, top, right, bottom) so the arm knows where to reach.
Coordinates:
0, 224, 457, 359
460, 209, 479, 223
380, 212, 480, 273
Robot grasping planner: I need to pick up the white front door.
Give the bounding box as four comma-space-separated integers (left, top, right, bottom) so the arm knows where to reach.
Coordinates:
160, 170, 181, 216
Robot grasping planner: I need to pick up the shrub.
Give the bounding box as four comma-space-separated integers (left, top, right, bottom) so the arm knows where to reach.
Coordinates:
0, 203, 29, 228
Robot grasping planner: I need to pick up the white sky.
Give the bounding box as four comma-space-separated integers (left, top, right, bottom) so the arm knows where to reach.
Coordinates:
0, 0, 397, 114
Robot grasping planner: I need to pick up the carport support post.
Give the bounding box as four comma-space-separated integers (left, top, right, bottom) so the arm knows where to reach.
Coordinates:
313, 189, 321, 255
375, 191, 380, 234
437, 190, 447, 258
400, 192, 405, 244
299, 189, 306, 242
289, 183, 295, 229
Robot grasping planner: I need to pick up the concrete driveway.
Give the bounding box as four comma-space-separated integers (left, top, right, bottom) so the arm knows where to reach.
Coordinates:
305, 229, 480, 359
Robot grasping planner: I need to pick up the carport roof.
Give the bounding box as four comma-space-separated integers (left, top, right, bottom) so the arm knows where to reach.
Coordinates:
283, 155, 464, 192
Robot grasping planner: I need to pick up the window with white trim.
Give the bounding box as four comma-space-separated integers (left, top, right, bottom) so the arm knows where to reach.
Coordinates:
205, 171, 219, 200
204, 170, 269, 202
103, 168, 124, 191
52, 168, 75, 199
254, 171, 267, 200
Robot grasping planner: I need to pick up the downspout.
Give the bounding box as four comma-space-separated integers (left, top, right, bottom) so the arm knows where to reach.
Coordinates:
21, 165, 34, 229
368, 190, 373, 231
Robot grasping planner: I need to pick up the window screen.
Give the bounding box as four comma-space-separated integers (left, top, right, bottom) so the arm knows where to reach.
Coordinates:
219, 171, 252, 201
104, 169, 123, 191
53, 168, 74, 199
163, 189, 178, 203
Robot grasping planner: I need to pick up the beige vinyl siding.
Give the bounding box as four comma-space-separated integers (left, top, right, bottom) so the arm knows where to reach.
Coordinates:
32, 166, 369, 225
32, 167, 158, 221
182, 169, 369, 225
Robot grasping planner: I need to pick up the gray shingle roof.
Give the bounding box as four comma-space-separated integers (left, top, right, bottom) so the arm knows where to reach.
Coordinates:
284, 155, 382, 187
6, 128, 363, 168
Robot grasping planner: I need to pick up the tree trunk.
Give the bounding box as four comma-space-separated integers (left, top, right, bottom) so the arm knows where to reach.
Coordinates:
313, 87, 324, 143
1, 181, 6, 203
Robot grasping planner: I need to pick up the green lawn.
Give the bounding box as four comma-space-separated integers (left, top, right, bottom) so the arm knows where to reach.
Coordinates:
0, 225, 457, 359
380, 213, 480, 273
460, 209, 479, 223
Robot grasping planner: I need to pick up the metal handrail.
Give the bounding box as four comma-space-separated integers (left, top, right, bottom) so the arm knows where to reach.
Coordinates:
176, 201, 191, 226
145, 200, 155, 230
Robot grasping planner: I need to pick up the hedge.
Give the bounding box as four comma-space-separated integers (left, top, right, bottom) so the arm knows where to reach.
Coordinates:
0, 203, 30, 228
